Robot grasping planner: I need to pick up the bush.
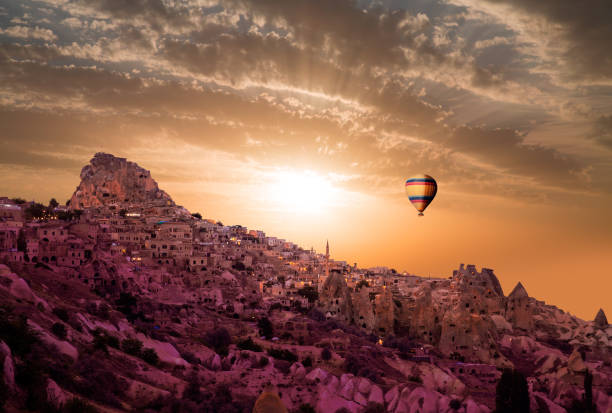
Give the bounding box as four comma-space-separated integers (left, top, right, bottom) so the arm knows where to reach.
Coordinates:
237, 337, 262, 352
72, 355, 127, 407
0, 309, 39, 357
63, 398, 99, 413
121, 338, 143, 356
257, 356, 269, 368
52, 307, 70, 322
297, 286, 319, 303
204, 327, 231, 356
268, 348, 298, 363
257, 317, 274, 338
363, 403, 385, 413
52, 322, 67, 340
321, 347, 332, 361
142, 348, 159, 366
296, 404, 316, 413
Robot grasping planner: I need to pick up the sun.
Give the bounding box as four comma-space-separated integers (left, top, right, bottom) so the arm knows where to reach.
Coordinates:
265, 170, 339, 214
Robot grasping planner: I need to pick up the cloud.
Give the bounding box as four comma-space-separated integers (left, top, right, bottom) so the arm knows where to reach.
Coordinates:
0, 25, 57, 41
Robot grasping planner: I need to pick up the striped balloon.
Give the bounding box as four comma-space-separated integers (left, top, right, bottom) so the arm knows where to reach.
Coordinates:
405, 174, 437, 216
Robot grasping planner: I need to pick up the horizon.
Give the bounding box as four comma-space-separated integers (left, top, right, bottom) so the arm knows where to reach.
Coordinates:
1, 0, 612, 322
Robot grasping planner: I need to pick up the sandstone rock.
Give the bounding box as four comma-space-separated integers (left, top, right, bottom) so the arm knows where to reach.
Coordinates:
69, 153, 175, 209
305, 367, 328, 383
210, 354, 222, 371
567, 349, 586, 373
354, 391, 368, 406
357, 377, 372, 394
0, 341, 15, 391
594, 308, 609, 328
368, 385, 384, 405
316, 386, 360, 413
46, 379, 67, 408
289, 362, 306, 379
339, 376, 356, 400
136, 333, 188, 366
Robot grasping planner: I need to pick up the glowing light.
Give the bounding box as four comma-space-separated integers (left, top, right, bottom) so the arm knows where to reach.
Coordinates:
265, 170, 340, 214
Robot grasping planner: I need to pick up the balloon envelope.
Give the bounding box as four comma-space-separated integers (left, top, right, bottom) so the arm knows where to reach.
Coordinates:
253, 391, 288, 413
405, 174, 437, 216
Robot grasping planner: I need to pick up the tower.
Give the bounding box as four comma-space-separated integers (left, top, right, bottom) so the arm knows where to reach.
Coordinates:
325, 239, 329, 278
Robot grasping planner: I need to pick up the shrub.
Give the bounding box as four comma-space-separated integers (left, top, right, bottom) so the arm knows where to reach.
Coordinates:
52, 307, 70, 322
296, 404, 316, 413
0, 309, 39, 357
449, 399, 461, 410
268, 348, 298, 363
204, 327, 231, 356
51, 322, 67, 340
121, 338, 143, 356
73, 355, 126, 407
257, 317, 274, 338
297, 286, 319, 303
257, 356, 269, 368
141, 348, 159, 366
237, 337, 262, 352
363, 403, 385, 413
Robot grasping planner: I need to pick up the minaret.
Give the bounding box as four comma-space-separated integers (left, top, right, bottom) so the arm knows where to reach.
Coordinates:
325, 240, 330, 278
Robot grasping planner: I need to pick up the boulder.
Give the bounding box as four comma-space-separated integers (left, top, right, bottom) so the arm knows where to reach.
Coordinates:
305, 367, 328, 383
46, 379, 67, 409
0, 341, 15, 391
69, 152, 175, 209
567, 349, 586, 373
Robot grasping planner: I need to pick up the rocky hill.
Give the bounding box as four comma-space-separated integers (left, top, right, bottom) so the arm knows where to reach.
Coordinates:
68, 153, 174, 209
1, 154, 611, 413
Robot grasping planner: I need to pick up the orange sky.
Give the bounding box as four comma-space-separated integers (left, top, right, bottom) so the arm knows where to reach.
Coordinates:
1, 0, 611, 320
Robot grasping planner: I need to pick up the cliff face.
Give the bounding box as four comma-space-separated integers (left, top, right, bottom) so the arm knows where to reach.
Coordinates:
69, 153, 174, 209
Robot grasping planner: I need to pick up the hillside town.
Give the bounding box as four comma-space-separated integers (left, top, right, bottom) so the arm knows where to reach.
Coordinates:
0, 153, 610, 413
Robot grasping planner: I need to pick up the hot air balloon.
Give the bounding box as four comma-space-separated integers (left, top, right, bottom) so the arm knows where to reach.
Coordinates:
253, 388, 288, 413
405, 174, 437, 216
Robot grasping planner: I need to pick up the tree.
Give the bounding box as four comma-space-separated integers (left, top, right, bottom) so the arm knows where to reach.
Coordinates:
204, 327, 231, 356
141, 348, 159, 365
297, 286, 319, 303
24, 203, 46, 220
11, 198, 26, 204
191, 212, 202, 219
495, 369, 530, 413
296, 404, 316, 413
121, 338, 143, 356
356, 280, 370, 289
51, 322, 67, 340
48, 198, 59, 209
257, 317, 274, 338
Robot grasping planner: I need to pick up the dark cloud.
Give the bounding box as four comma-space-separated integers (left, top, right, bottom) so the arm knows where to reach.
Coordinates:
483, 0, 612, 80
592, 115, 612, 149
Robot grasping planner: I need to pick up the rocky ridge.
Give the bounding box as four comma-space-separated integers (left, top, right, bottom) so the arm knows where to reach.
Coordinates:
69, 153, 175, 209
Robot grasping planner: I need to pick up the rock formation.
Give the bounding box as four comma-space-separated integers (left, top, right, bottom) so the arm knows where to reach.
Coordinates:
69, 152, 174, 209
505, 282, 534, 330
594, 308, 608, 328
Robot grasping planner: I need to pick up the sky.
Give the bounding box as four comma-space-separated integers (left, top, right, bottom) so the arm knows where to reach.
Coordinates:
0, 0, 611, 320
